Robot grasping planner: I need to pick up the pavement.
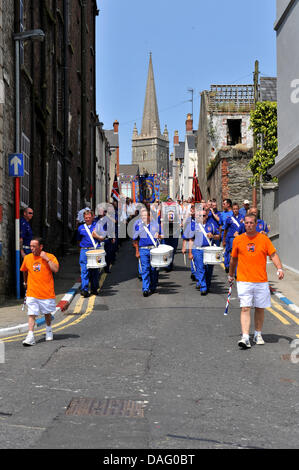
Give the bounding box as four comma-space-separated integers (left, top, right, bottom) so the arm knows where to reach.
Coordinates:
0, 247, 82, 338
0, 246, 299, 338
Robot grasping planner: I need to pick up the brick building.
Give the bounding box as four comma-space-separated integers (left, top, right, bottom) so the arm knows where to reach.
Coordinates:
17, 0, 98, 251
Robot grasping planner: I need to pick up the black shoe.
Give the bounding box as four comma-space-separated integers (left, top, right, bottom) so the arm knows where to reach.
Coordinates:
196, 284, 201, 290
80, 290, 89, 298
225, 267, 229, 273
143, 291, 149, 297
201, 290, 207, 296
90, 290, 99, 296
191, 274, 196, 281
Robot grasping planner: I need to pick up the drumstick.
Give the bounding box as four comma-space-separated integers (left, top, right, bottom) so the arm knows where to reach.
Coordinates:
224, 281, 233, 316
22, 290, 27, 311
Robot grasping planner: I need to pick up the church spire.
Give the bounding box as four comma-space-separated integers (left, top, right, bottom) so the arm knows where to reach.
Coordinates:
141, 53, 161, 137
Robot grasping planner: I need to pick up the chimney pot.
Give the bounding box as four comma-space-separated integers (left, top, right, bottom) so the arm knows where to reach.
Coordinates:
113, 120, 119, 133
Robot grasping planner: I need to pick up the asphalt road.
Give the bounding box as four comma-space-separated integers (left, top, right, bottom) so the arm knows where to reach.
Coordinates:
0, 240, 298, 451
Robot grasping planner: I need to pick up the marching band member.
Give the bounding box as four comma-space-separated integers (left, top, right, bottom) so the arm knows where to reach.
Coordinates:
182, 206, 220, 295
133, 207, 161, 297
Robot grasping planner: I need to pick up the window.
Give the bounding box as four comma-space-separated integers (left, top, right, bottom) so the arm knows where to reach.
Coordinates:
57, 161, 62, 220
68, 177, 72, 229
56, 66, 63, 130
227, 119, 242, 146
21, 133, 30, 207
45, 161, 50, 226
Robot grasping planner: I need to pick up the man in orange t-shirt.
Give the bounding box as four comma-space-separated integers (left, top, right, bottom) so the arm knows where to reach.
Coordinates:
229, 213, 284, 350
20, 237, 59, 346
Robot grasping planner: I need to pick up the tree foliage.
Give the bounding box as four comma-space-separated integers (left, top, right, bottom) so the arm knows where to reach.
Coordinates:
248, 101, 278, 184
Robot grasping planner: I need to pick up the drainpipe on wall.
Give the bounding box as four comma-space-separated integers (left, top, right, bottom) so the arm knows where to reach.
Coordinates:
81, 1, 87, 203
63, 0, 70, 255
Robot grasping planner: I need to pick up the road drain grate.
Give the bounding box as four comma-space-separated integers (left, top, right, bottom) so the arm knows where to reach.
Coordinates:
65, 398, 145, 418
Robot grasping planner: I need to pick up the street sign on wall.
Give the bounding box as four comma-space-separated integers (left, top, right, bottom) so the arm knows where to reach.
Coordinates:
8, 153, 24, 177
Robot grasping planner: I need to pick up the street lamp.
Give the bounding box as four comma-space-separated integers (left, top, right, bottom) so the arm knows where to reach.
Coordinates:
13, 29, 45, 299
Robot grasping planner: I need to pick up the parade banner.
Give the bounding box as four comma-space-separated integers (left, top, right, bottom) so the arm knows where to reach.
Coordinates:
139, 175, 156, 203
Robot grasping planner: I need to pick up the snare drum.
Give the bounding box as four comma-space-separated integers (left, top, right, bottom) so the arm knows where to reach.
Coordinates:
86, 249, 107, 269
150, 244, 174, 268
203, 246, 223, 265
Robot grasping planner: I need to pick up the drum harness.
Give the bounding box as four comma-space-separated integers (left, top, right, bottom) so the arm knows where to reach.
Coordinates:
84, 224, 99, 250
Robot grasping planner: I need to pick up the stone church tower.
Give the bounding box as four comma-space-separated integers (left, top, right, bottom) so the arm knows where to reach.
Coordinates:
132, 54, 169, 176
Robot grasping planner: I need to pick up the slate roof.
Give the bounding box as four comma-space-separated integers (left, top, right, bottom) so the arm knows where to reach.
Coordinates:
119, 164, 139, 177
186, 133, 197, 151
259, 77, 277, 102
173, 142, 185, 160
104, 130, 119, 148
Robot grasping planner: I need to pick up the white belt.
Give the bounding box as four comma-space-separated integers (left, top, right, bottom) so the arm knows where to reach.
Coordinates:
23, 245, 30, 249
193, 247, 204, 250
140, 246, 154, 250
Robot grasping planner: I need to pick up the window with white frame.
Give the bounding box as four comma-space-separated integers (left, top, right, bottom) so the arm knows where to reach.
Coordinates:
57, 160, 62, 220
21, 133, 30, 207
68, 176, 72, 229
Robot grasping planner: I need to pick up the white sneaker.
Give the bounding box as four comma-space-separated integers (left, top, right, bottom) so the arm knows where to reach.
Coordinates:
253, 333, 265, 345
238, 337, 251, 349
22, 334, 36, 346
45, 330, 53, 341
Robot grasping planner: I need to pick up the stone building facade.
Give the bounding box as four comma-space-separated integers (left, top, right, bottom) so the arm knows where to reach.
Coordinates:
0, 1, 98, 302
197, 84, 255, 200
17, 0, 98, 256
206, 147, 254, 209
0, 0, 17, 300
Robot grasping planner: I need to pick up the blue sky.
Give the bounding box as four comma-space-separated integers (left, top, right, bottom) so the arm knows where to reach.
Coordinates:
96, 0, 277, 165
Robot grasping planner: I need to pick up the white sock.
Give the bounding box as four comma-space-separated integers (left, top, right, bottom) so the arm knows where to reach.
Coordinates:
46, 326, 52, 332
27, 330, 34, 337
254, 330, 261, 337
242, 334, 249, 341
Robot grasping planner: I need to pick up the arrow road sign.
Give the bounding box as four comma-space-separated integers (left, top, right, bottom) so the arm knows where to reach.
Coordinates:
9, 153, 24, 177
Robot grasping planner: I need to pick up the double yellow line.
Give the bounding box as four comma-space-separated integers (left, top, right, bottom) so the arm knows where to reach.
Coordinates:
1, 272, 107, 343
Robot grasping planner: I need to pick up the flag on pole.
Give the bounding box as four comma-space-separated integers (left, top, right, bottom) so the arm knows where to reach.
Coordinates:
111, 173, 120, 202
192, 169, 202, 203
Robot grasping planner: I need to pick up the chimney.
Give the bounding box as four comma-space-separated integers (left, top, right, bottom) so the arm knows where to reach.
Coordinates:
174, 130, 179, 146
186, 113, 193, 133
113, 120, 119, 133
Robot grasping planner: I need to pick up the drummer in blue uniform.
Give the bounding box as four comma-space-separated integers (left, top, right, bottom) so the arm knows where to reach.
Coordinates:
237, 207, 269, 236
77, 209, 102, 297
20, 207, 34, 258
161, 203, 180, 272
182, 204, 196, 281
182, 206, 220, 295
239, 199, 250, 219
219, 198, 233, 243
133, 207, 161, 297
207, 199, 221, 246
222, 202, 244, 272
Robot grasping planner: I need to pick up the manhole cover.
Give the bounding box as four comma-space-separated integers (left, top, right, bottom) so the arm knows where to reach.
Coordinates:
65, 398, 145, 418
